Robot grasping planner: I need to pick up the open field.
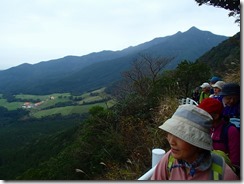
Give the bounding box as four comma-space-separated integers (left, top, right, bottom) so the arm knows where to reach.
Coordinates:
0, 98, 23, 110
15, 93, 71, 101
0, 87, 115, 118
31, 101, 114, 118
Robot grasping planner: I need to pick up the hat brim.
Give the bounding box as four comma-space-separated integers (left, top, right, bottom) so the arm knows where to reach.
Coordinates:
212, 84, 221, 89
159, 116, 212, 151
219, 91, 240, 96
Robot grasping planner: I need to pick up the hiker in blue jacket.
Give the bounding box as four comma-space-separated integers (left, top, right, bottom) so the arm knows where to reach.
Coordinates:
219, 83, 240, 120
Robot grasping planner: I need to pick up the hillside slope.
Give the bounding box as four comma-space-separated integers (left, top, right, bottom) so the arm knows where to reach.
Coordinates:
196, 32, 240, 78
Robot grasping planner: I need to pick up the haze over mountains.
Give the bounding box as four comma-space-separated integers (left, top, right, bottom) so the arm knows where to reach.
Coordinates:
0, 26, 229, 95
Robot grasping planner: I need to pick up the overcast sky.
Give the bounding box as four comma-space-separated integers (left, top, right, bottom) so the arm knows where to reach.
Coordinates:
0, 0, 240, 70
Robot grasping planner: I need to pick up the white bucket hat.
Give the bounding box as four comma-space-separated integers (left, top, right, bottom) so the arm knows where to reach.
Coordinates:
212, 81, 226, 90
159, 104, 213, 151
200, 82, 211, 88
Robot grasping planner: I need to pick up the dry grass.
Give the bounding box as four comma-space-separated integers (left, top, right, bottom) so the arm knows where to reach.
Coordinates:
223, 68, 241, 84
153, 97, 179, 124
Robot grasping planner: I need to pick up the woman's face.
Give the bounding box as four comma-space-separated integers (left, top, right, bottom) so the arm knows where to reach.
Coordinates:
202, 87, 210, 93
213, 87, 221, 95
222, 95, 239, 106
167, 133, 200, 163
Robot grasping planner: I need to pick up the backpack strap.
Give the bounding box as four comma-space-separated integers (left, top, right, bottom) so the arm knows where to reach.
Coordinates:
167, 154, 175, 179
211, 152, 225, 180
221, 123, 230, 152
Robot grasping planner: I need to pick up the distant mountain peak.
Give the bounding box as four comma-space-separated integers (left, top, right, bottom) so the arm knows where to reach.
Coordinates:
187, 26, 201, 32
189, 26, 199, 30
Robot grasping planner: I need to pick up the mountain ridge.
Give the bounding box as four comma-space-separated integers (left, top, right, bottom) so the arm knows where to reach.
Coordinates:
0, 26, 229, 95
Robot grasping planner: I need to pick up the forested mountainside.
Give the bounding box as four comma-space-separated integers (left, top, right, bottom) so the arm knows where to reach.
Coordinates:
0, 26, 228, 95
0, 31, 240, 180
196, 32, 240, 78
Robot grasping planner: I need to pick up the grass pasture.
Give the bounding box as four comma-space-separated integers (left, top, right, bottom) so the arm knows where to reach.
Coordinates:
15, 93, 71, 101
31, 102, 110, 118
0, 98, 23, 110
0, 87, 115, 118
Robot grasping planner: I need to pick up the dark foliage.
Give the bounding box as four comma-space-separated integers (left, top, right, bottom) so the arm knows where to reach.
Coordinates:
0, 115, 82, 179
195, 0, 240, 11
195, 0, 240, 23
173, 60, 211, 97
0, 107, 29, 125
196, 32, 240, 76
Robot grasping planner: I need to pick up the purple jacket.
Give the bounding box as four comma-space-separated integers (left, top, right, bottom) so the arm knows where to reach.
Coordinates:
210, 119, 240, 167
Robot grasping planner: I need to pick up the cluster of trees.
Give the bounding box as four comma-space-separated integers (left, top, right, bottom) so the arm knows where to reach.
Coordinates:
0, 107, 28, 125
0, 113, 83, 179
82, 98, 110, 105
195, 0, 240, 24
196, 32, 240, 77
41, 101, 77, 110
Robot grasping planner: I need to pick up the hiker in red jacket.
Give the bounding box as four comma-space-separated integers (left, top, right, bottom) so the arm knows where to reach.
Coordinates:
151, 104, 238, 180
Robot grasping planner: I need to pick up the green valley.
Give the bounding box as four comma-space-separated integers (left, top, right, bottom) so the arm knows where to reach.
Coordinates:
0, 87, 115, 119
